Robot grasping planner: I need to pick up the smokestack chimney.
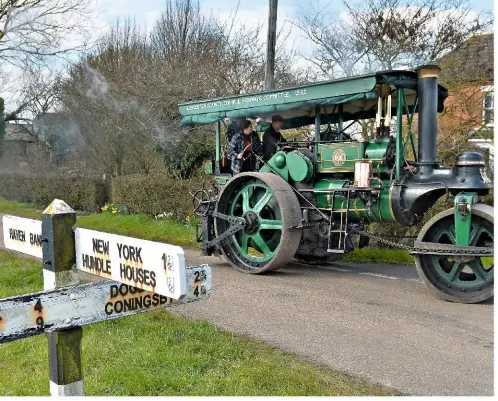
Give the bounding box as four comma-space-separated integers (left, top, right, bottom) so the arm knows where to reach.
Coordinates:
415, 65, 441, 175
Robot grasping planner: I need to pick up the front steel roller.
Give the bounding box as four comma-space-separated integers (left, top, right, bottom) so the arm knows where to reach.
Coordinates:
215, 172, 302, 273
414, 204, 494, 303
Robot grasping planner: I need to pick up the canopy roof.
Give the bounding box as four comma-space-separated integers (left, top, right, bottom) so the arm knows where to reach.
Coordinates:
178, 70, 448, 128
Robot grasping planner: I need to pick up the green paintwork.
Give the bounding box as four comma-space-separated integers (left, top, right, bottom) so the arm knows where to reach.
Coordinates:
215, 121, 220, 162
315, 139, 389, 174
256, 121, 271, 133
180, 75, 376, 123
454, 192, 477, 246
215, 176, 229, 185
396, 87, 404, 181
260, 151, 289, 181
373, 185, 396, 222
286, 151, 313, 183
314, 179, 349, 209
204, 162, 213, 175
314, 179, 395, 222
274, 152, 287, 168
365, 140, 390, 174
313, 106, 321, 164
400, 88, 418, 161
430, 215, 493, 287
230, 182, 282, 262
317, 142, 366, 173
179, 70, 448, 128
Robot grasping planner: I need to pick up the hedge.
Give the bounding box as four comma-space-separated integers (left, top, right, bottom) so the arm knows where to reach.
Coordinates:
0, 171, 492, 226
0, 172, 107, 212
110, 173, 209, 219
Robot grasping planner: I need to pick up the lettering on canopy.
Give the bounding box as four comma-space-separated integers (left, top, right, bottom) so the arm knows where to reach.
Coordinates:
178, 76, 377, 116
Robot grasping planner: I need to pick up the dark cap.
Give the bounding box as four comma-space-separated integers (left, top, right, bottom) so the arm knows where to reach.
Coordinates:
272, 114, 284, 123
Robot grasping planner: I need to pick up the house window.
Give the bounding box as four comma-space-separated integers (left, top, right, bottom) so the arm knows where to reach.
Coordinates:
481, 86, 494, 126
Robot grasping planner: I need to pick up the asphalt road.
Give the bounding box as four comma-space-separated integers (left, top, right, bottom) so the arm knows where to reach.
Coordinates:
0, 213, 493, 396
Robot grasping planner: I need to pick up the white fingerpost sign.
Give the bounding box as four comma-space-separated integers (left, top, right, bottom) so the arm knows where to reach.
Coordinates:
2, 215, 43, 258
74, 228, 186, 300
0, 264, 211, 344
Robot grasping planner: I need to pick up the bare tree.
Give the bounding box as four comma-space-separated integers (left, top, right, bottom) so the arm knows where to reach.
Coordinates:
295, 0, 491, 78
56, 0, 307, 178
0, 0, 92, 68
0, 0, 93, 130
293, 1, 369, 77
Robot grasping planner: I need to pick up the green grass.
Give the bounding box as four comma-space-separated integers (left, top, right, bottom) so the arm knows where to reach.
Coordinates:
0, 198, 197, 248
0, 198, 43, 220
482, 257, 493, 269
0, 197, 414, 264
0, 251, 396, 396
344, 247, 414, 264
78, 213, 198, 248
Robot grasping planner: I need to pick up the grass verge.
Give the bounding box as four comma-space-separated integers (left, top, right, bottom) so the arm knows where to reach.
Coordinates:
344, 247, 414, 264
0, 251, 396, 396
0, 198, 43, 220
0, 197, 413, 264
78, 213, 198, 248
0, 198, 197, 248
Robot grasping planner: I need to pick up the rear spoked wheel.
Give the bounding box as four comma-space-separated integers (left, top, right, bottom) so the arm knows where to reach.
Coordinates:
216, 172, 302, 274
415, 204, 494, 303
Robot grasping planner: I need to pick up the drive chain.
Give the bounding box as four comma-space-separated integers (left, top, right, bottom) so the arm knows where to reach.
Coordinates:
352, 229, 493, 256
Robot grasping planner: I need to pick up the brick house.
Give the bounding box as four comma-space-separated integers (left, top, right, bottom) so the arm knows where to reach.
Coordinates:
437, 33, 494, 182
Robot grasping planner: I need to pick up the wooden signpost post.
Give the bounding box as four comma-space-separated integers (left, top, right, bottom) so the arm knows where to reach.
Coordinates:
0, 199, 212, 396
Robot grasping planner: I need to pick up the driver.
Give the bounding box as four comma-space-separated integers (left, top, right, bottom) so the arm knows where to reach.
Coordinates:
227, 119, 262, 174
262, 114, 287, 161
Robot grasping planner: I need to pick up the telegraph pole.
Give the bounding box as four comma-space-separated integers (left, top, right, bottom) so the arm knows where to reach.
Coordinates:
265, 0, 278, 90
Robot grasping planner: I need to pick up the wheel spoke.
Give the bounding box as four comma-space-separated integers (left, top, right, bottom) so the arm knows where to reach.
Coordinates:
251, 233, 273, 257
469, 225, 484, 246
469, 260, 489, 282
436, 227, 456, 244
240, 187, 251, 213
447, 261, 464, 282
237, 232, 248, 253
447, 227, 457, 244
253, 190, 273, 214
259, 219, 282, 230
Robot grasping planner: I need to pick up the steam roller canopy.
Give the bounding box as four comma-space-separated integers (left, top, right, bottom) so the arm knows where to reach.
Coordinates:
286, 151, 313, 183
215, 172, 302, 274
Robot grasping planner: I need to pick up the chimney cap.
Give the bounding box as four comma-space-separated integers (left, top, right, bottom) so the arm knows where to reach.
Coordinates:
415, 65, 441, 79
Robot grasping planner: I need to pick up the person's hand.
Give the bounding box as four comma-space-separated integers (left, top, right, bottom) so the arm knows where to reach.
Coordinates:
237, 152, 244, 159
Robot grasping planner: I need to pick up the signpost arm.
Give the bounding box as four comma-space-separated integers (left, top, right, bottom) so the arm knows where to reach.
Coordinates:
42, 199, 84, 396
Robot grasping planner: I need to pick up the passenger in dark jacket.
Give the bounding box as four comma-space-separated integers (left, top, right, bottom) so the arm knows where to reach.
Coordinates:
262, 114, 287, 161
227, 120, 262, 174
